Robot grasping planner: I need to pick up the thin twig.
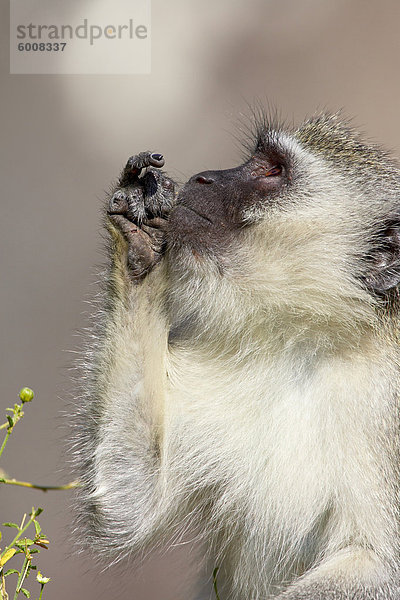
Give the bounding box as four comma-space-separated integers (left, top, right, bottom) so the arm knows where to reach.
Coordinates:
0, 478, 80, 492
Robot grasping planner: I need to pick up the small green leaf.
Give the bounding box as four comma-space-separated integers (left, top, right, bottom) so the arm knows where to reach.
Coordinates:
6, 415, 14, 428
32, 508, 43, 518
3, 522, 19, 529
33, 520, 41, 536
29, 549, 40, 554
0, 548, 17, 566
15, 538, 34, 548
4, 569, 19, 576
20, 587, 31, 598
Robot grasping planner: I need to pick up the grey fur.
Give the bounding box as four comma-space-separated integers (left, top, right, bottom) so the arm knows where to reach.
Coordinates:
71, 112, 400, 599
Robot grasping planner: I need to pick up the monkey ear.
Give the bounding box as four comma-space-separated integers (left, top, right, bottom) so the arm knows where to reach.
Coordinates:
364, 221, 400, 294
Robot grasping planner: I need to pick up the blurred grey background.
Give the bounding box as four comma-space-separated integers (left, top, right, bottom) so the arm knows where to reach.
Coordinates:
1, 0, 400, 598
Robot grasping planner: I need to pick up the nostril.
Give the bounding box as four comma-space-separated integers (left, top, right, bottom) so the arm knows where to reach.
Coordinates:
196, 175, 214, 184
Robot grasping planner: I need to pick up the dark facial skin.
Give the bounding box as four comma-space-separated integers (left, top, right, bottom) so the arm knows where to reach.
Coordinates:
167, 154, 287, 253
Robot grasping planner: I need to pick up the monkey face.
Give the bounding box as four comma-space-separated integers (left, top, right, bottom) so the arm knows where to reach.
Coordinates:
167, 150, 289, 257
166, 118, 400, 337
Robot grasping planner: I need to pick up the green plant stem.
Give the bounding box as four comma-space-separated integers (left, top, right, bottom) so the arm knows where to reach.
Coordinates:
1, 514, 35, 563
1, 571, 9, 600
14, 554, 30, 599
0, 433, 11, 460
213, 567, 221, 600
37, 584, 44, 600
0, 478, 79, 493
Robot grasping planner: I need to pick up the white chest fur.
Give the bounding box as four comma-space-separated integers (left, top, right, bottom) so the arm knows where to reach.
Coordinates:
164, 341, 396, 579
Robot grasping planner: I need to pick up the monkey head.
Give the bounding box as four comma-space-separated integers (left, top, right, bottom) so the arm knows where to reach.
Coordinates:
166, 115, 400, 338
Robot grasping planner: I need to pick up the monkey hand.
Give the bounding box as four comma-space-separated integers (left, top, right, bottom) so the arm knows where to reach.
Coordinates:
107, 151, 176, 281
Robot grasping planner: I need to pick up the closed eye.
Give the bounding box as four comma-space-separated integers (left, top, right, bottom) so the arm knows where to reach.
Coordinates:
265, 165, 283, 177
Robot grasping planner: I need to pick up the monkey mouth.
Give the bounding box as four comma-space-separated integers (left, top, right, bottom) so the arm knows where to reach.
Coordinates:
173, 204, 214, 225
166, 202, 240, 258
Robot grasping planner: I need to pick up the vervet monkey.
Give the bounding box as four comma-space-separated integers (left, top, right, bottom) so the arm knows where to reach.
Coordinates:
73, 113, 400, 599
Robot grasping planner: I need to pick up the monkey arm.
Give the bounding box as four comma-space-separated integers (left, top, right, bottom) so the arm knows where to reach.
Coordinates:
73, 153, 176, 558
275, 547, 399, 599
